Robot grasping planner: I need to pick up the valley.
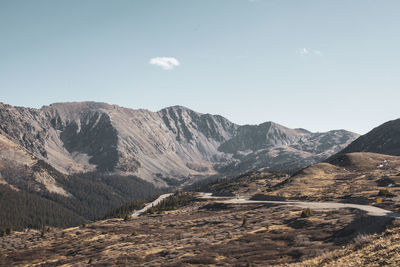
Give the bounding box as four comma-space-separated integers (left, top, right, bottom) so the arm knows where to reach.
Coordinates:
2, 150, 400, 266
1, 102, 400, 266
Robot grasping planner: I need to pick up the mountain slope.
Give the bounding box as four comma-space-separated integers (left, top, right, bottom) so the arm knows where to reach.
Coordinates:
0, 101, 358, 187
0, 125, 161, 229
217, 123, 358, 174
335, 118, 400, 156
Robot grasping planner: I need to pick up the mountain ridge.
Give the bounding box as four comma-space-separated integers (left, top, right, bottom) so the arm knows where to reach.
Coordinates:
329, 118, 400, 161
0, 101, 359, 188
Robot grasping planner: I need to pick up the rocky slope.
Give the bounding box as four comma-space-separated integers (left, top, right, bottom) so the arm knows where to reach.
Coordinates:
217, 122, 357, 174
0, 133, 68, 196
0, 101, 358, 188
334, 118, 400, 156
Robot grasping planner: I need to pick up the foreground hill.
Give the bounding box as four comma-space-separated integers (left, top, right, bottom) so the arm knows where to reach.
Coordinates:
2, 149, 400, 265
294, 223, 400, 266
260, 152, 400, 210
0, 174, 396, 266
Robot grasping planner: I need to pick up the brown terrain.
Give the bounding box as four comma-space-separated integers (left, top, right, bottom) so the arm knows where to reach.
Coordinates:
290, 223, 400, 266
1, 152, 400, 266
0, 199, 393, 266
262, 152, 400, 212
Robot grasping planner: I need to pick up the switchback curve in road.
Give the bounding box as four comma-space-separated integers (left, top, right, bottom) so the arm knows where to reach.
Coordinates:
197, 193, 400, 218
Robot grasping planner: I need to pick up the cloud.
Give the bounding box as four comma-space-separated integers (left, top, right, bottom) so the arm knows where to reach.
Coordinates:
297, 48, 323, 57
149, 57, 180, 70
297, 48, 310, 56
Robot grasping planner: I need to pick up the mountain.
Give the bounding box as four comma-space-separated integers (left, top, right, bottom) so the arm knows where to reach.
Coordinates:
0, 101, 359, 229
217, 121, 357, 174
0, 130, 161, 229
0, 101, 358, 185
333, 118, 400, 156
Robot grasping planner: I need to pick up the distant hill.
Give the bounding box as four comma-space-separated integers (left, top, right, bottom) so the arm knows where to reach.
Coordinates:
333, 118, 400, 156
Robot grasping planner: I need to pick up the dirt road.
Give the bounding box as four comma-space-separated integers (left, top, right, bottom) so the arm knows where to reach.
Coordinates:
131, 193, 174, 218
198, 192, 400, 218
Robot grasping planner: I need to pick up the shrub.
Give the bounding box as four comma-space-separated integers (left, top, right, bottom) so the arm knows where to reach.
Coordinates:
123, 214, 131, 222
147, 206, 156, 214
378, 189, 396, 197
301, 208, 313, 218
353, 233, 373, 249
226, 231, 232, 238
241, 216, 248, 228
326, 210, 336, 216
5, 228, 12, 235
131, 231, 138, 236
40, 226, 47, 238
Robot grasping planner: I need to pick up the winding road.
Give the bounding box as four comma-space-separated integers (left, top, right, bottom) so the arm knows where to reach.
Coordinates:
130, 192, 400, 219
131, 193, 174, 218
197, 192, 400, 218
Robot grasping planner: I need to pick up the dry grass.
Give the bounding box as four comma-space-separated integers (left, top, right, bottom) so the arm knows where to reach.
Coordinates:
264, 153, 400, 211
2, 152, 400, 266
288, 224, 400, 267
0, 200, 379, 266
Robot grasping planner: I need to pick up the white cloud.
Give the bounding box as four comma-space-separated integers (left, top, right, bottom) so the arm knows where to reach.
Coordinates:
297, 48, 310, 56
149, 57, 180, 70
297, 48, 323, 57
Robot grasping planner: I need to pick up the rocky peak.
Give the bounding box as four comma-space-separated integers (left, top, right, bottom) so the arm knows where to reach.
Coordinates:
158, 105, 237, 143
0, 101, 359, 184
218, 121, 307, 153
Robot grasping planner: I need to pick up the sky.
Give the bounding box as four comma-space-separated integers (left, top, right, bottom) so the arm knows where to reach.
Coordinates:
1, 0, 399, 134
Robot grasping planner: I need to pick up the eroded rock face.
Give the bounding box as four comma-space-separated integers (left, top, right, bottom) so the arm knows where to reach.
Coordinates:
59, 112, 118, 172
216, 124, 359, 174
0, 101, 359, 185
0, 133, 68, 195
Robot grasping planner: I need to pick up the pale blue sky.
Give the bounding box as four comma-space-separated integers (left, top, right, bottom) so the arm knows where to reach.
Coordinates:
1, 0, 399, 134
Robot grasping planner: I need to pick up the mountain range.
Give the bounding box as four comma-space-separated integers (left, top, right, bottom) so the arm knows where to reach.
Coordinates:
0, 101, 361, 228
0, 101, 358, 187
